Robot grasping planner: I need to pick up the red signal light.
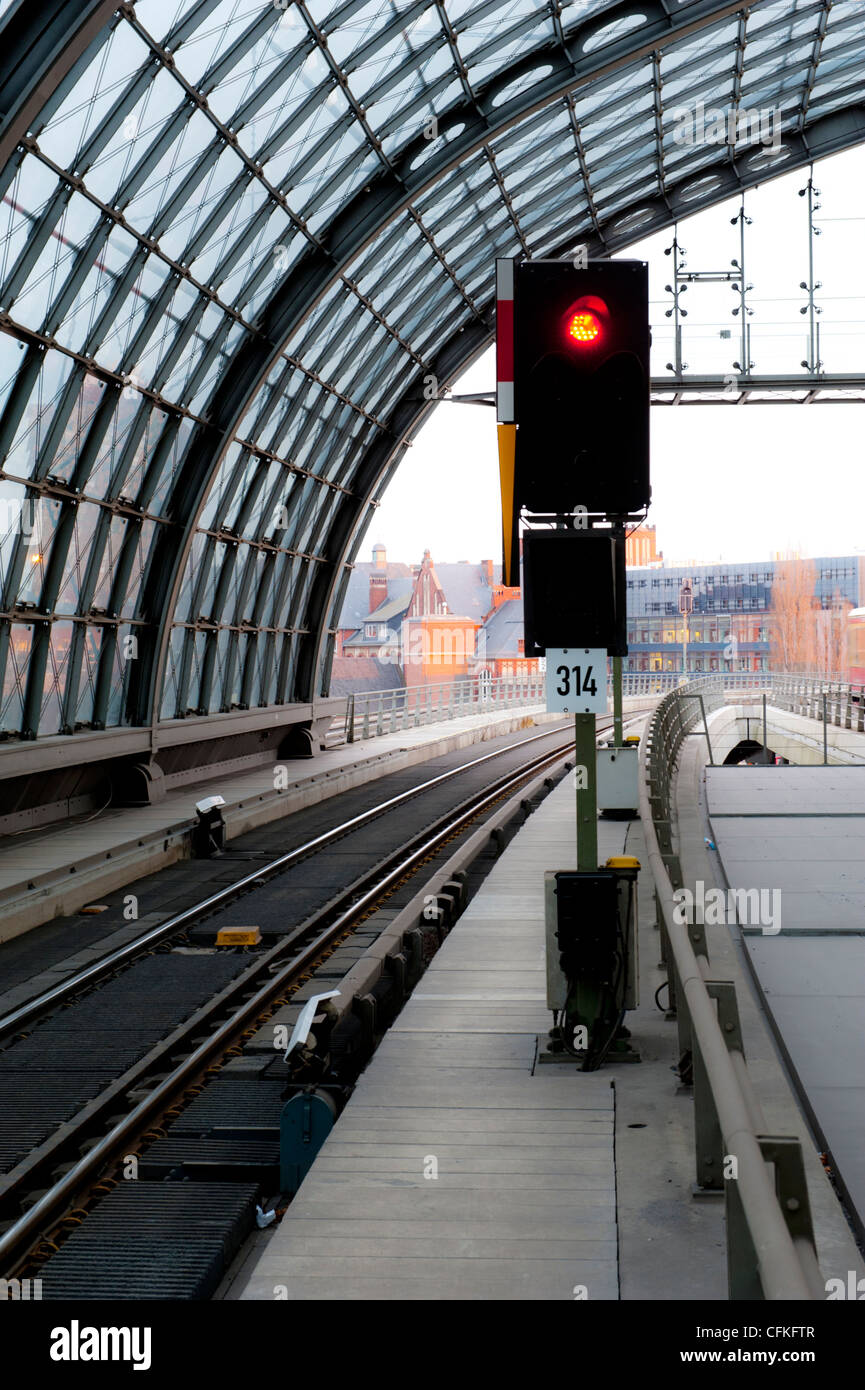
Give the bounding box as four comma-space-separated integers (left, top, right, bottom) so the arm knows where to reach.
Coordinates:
567, 310, 601, 344
563, 294, 608, 349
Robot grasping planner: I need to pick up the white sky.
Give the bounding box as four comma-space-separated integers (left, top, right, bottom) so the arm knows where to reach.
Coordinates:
371, 146, 865, 569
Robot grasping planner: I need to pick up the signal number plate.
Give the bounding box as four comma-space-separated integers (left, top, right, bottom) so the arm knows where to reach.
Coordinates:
545, 647, 607, 714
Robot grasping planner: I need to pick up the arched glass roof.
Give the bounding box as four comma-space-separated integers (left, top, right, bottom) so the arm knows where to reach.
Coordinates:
0, 0, 864, 744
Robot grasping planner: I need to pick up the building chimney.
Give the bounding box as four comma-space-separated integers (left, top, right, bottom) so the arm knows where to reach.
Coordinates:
369, 571, 388, 612
372, 542, 387, 569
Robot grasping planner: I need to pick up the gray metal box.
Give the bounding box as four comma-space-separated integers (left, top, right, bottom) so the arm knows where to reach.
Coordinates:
597, 746, 639, 813
545, 870, 568, 1010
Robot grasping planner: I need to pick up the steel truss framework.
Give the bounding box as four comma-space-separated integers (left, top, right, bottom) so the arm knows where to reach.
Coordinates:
0, 0, 863, 747
453, 374, 865, 406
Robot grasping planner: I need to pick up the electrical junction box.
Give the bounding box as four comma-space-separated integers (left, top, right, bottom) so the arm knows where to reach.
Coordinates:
545, 870, 616, 1010
597, 745, 639, 815
544, 863, 640, 1012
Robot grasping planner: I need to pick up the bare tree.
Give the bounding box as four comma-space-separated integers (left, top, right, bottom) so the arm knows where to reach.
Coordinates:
769, 555, 819, 672
814, 587, 852, 677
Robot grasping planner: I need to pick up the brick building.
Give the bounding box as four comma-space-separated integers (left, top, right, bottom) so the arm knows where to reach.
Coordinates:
335, 539, 865, 691
335, 545, 538, 691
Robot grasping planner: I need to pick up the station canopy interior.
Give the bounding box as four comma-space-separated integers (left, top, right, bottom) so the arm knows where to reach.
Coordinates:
1, 0, 864, 815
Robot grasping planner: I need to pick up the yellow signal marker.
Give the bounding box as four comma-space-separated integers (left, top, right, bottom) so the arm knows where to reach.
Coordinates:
497, 421, 517, 587
216, 927, 262, 946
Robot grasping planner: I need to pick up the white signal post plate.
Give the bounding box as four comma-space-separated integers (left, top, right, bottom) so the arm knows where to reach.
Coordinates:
545, 647, 607, 714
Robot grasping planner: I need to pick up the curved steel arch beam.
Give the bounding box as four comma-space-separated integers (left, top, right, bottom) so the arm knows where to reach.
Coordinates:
298, 317, 494, 703
5, 1, 864, 730
135, 2, 765, 724
0, 0, 120, 172
141, 95, 865, 722
535, 104, 865, 257
298, 102, 865, 699
256, 0, 751, 348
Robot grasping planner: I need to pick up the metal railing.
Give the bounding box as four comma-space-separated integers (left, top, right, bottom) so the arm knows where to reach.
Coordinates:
616, 671, 723, 696
621, 668, 865, 723
618, 672, 786, 698
640, 676, 824, 1300
619, 670, 817, 696
616, 673, 684, 696
768, 672, 865, 732
338, 674, 546, 744
332, 669, 865, 749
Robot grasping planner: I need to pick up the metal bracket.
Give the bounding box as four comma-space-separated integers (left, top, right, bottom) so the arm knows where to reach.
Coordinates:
759, 1135, 818, 1255
692, 1035, 723, 1191
725, 1174, 762, 1299
684, 915, 709, 961
726, 1135, 820, 1300
706, 979, 744, 1055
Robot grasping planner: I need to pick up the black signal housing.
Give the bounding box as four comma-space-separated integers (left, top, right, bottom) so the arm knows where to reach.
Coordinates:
513, 259, 650, 517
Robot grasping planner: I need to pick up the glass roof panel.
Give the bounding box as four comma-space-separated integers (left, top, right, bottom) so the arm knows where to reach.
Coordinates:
1, 0, 864, 741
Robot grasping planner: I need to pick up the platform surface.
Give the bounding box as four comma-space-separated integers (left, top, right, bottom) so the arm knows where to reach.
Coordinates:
238, 781, 628, 1301
707, 766, 865, 932
707, 764, 865, 1236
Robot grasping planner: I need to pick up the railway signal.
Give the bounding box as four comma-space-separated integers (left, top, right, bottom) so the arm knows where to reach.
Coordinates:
496, 257, 650, 583
521, 528, 626, 657
495, 258, 650, 1071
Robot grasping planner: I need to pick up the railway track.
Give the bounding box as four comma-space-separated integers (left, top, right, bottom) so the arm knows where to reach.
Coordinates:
0, 713, 646, 1296
0, 723, 574, 1042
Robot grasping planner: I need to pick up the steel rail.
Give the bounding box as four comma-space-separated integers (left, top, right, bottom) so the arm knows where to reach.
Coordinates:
0, 722, 573, 1041
0, 730, 583, 1213
0, 726, 599, 1273
638, 695, 821, 1301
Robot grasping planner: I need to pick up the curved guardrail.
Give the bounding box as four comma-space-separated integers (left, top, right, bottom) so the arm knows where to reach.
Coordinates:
620, 669, 865, 732
639, 676, 825, 1300
768, 673, 865, 731
334, 668, 865, 751
340, 675, 545, 742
